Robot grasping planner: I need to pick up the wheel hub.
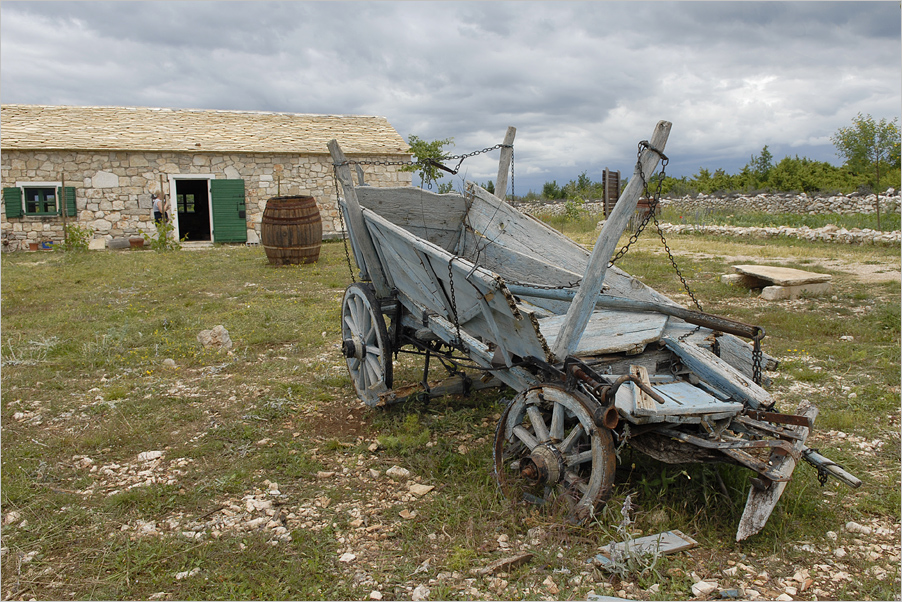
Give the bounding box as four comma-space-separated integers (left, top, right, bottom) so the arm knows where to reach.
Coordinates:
341, 337, 365, 360
520, 444, 564, 485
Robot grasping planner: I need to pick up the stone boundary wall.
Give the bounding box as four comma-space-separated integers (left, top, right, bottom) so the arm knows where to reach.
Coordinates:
657, 223, 900, 246
660, 189, 901, 215
514, 188, 902, 217
0, 150, 410, 251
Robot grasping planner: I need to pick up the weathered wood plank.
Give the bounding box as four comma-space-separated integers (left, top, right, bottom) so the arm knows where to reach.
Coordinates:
399, 311, 538, 392
327, 140, 391, 297
465, 181, 677, 309
465, 182, 591, 271
363, 209, 552, 363
538, 310, 667, 356
594, 530, 698, 566
552, 121, 672, 359
458, 232, 584, 287
736, 404, 818, 541
663, 335, 773, 409
367, 224, 447, 312
356, 186, 469, 250
716, 333, 779, 376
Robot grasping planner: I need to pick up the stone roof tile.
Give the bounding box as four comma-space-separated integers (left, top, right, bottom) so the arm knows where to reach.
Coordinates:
1, 104, 410, 156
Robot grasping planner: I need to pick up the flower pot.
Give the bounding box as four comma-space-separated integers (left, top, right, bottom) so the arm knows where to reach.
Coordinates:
129, 237, 145, 249
28, 242, 39, 251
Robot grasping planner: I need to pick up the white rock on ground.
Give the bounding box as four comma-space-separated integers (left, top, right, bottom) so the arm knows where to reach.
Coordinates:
691, 581, 718, 596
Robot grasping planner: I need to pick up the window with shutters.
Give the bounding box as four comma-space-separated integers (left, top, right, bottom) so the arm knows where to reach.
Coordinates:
3, 183, 76, 219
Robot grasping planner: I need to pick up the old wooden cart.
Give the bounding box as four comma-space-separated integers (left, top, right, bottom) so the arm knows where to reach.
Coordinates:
328, 122, 859, 541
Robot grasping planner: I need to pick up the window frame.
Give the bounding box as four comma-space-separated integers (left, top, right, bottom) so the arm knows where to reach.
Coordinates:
14, 181, 62, 216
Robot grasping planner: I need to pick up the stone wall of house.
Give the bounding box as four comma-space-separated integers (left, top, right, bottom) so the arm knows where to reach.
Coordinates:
0, 150, 411, 251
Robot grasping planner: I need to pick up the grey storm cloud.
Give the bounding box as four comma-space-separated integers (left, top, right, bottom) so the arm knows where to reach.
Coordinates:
2, 1, 899, 192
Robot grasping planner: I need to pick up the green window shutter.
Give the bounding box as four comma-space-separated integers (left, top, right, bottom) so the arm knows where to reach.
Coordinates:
3, 187, 23, 219
58, 186, 78, 217
210, 179, 247, 243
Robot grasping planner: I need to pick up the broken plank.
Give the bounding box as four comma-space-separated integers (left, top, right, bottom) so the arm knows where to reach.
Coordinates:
663, 335, 773, 410
735, 404, 818, 541
593, 530, 698, 567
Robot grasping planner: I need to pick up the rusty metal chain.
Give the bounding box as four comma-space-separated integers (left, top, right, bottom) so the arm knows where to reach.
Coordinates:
443, 144, 512, 175
752, 331, 764, 387
447, 257, 464, 350
610, 141, 704, 315
610, 141, 668, 265
801, 448, 830, 486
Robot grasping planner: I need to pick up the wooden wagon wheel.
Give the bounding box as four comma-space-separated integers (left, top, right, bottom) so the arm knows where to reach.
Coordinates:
341, 283, 393, 406
493, 384, 616, 523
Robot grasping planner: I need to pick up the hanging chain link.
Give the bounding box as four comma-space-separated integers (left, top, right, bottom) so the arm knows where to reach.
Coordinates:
605, 142, 767, 384
610, 141, 705, 310
447, 257, 463, 349
752, 331, 764, 387
801, 448, 831, 486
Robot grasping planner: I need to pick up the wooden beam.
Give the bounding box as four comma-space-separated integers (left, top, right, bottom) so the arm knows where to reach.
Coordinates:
327, 140, 391, 297
494, 126, 516, 202
550, 121, 672, 359
662, 335, 772, 409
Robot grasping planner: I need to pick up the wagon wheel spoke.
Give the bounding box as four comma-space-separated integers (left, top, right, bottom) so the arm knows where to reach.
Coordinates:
493, 384, 616, 524
549, 402, 565, 442
560, 423, 584, 453
341, 283, 393, 407
526, 405, 550, 443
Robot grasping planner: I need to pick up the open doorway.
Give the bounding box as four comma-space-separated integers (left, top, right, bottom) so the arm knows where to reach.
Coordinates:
174, 179, 211, 241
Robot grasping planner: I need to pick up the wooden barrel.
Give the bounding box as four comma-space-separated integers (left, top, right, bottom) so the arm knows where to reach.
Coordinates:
261, 196, 323, 265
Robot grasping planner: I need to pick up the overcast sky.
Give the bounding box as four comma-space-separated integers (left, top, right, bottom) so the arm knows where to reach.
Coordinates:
2, 1, 900, 193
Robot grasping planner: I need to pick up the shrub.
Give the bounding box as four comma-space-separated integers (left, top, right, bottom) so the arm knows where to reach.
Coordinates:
58, 223, 93, 252
139, 219, 185, 251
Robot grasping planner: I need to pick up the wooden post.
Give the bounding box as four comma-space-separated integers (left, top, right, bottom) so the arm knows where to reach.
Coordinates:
61, 172, 68, 245
494, 126, 516, 202
550, 120, 672, 360
327, 139, 391, 298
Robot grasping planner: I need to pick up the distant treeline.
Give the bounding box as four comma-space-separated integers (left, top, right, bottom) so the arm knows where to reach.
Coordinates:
521, 146, 902, 202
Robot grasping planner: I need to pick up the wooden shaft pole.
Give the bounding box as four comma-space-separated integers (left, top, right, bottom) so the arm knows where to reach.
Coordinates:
327, 139, 392, 297
494, 126, 516, 202
550, 120, 672, 360
61, 172, 68, 244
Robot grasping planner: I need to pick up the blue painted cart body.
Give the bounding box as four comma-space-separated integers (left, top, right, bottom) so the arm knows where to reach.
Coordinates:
328, 127, 859, 541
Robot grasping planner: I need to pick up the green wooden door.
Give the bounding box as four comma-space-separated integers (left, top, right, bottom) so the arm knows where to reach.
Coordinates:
210, 179, 247, 243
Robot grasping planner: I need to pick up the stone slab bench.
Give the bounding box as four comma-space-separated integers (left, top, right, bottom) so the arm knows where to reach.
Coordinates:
722, 265, 832, 300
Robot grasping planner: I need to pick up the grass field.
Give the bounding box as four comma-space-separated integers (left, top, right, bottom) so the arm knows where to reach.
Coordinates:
1, 224, 899, 601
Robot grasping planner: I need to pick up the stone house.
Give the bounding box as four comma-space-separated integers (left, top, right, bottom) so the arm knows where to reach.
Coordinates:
1, 105, 411, 251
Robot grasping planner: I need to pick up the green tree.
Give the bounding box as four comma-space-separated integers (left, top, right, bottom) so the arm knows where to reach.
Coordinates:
751, 145, 774, 181
403, 135, 455, 189
831, 113, 901, 229
543, 180, 563, 200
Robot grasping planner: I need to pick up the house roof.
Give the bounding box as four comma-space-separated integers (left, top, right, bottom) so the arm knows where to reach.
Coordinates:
1, 104, 410, 156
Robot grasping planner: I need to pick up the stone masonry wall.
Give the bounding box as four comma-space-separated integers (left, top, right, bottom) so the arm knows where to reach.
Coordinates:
514, 188, 902, 217
0, 150, 411, 251
659, 189, 901, 215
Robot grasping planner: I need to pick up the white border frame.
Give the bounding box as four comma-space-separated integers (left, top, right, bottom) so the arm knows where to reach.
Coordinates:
167, 174, 215, 242
14, 181, 63, 215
